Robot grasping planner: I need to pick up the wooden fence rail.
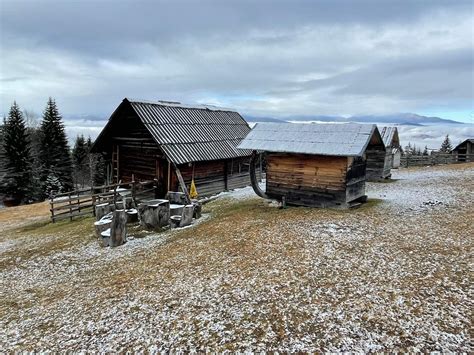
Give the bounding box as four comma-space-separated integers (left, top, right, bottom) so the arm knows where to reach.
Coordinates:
49, 180, 157, 222
400, 153, 474, 168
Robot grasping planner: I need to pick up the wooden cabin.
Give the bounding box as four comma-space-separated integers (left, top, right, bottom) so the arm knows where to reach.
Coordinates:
238, 123, 386, 208
91, 98, 254, 198
380, 126, 401, 169
452, 139, 474, 162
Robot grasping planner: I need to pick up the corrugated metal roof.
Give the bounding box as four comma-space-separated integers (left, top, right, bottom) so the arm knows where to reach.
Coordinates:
237, 122, 380, 157
127, 99, 252, 164
380, 126, 399, 148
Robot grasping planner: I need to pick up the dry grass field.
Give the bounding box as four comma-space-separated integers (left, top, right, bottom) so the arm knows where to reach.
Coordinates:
1, 163, 473, 352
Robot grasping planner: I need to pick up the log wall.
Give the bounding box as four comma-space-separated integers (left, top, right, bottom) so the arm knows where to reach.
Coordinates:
177, 157, 254, 197
265, 153, 348, 207
366, 148, 389, 181
346, 157, 367, 202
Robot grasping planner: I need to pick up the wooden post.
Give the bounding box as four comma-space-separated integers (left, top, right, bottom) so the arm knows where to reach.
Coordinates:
50, 196, 55, 223
173, 165, 191, 204
131, 176, 137, 206
224, 161, 228, 191
68, 192, 72, 222
91, 186, 96, 218
167, 161, 171, 191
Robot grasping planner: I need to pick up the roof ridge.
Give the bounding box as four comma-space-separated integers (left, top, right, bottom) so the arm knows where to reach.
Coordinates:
126, 97, 236, 113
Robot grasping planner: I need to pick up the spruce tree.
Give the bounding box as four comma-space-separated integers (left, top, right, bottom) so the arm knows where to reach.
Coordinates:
423, 145, 428, 156
72, 135, 89, 188
1, 102, 33, 202
439, 135, 453, 153
39, 98, 73, 193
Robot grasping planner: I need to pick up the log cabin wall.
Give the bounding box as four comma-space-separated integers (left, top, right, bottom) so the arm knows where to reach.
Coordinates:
365, 133, 388, 181
346, 156, 367, 202
265, 153, 348, 207
106, 105, 164, 183
177, 157, 254, 197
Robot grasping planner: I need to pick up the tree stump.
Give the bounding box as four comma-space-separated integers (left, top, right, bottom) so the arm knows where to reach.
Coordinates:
100, 228, 111, 247
138, 199, 170, 230
170, 215, 181, 228
180, 204, 194, 227
126, 208, 138, 223
95, 203, 115, 221
166, 191, 187, 205
110, 210, 127, 247
94, 219, 112, 238
191, 199, 202, 219
119, 196, 134, 210
170, 204, 184, 217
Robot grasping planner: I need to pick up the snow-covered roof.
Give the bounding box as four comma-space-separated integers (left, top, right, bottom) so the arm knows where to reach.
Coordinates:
237, 122, 383, 157
380, 126, 400, 148
92, 98, 252, 164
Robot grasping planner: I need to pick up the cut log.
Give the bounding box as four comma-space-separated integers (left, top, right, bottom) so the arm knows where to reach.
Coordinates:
137, 199, 170, 230
170, 215, 181, 228
95, 203, 115, 221
166, 191, 187, 205
110, 210, 127, 247
126, 208, 138, 223
191, 199, 202, 219
180, 204, 194, 227
170, 204, 184, 217
94, 219, 112, 238
100, 228, 111, 247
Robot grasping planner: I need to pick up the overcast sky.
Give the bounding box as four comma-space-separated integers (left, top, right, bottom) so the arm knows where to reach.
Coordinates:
1, 0, 473, 125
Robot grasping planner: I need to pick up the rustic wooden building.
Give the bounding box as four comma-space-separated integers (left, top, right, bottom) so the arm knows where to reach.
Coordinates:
91, 98, 254, 198
237, 123, 386, 208
452, 139, 474, 162
380, 126, 401, 169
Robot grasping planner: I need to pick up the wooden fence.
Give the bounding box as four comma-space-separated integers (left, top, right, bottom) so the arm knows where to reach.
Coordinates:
400, 153, 474, 168
49, 180, 157, 222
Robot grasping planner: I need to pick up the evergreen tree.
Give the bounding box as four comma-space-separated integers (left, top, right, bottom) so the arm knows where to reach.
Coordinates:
45, 173, 63, 198
39, 98, 73, 193
423, 145, 429, 156
72, 135, 89, 188
439, 134, 453, 153
86, 136, 93, 151
404, 142, 412, 156
1, 102, 33, 202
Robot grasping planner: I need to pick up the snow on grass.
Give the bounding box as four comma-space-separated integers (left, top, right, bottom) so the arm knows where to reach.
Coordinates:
0, 164, 473, 352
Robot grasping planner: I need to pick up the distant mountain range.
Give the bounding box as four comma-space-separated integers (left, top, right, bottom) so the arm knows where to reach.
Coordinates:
245, 113, 464, 126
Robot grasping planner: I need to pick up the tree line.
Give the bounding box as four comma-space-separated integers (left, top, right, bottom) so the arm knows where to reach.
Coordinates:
1, 98, 107, 205
403, 134, 453, 156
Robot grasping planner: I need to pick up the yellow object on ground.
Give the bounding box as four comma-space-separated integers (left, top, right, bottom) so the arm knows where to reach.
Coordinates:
189, 179, 198, 199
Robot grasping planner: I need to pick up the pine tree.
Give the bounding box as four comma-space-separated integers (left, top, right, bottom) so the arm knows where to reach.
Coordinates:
439, 135, 453, 153
423, 145, 429, 156
39, 98, 73, 193
1, 102, 33, 202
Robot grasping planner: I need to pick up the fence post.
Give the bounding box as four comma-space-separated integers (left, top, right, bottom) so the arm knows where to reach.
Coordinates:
91, 186, 96, 218
50, 196, 55, 223
68, 192, 72, 222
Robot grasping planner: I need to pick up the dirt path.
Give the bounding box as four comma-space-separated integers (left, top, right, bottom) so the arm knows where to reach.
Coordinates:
0, 163, 473, 352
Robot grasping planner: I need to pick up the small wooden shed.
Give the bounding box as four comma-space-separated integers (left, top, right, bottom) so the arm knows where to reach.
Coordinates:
92, 98, 254, 198
380, 126, 401, 169
238, 123, 386, 208
452, 139, 474, 162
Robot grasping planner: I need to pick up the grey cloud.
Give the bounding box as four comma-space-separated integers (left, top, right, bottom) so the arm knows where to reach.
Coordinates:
0, 0, 473, 121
